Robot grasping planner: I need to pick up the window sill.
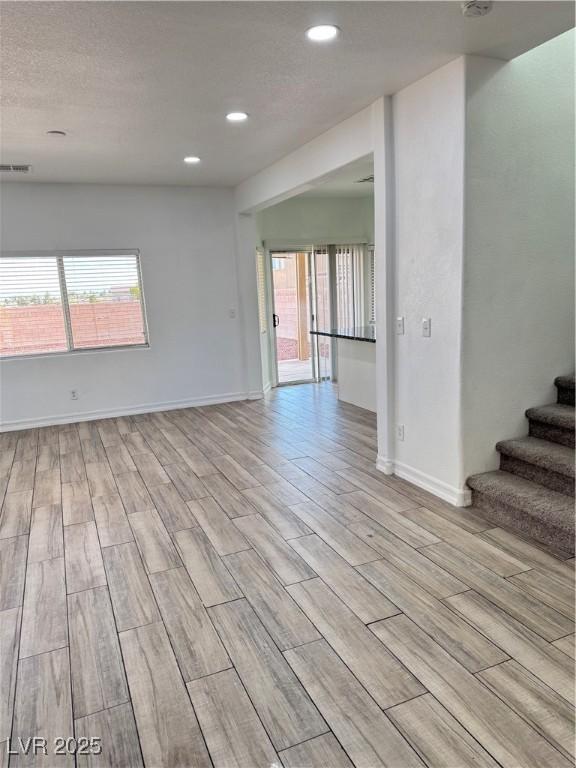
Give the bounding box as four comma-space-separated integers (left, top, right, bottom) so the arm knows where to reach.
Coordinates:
0, 343, 151, 362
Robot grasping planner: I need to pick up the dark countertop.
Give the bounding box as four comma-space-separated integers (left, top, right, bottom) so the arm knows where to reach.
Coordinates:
310, 326, 376, 343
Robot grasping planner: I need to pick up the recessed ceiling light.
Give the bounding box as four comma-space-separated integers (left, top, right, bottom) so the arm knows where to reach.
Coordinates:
226, 112, 249, 123
306, 25, 340, 42
184, 156, 201, 164
46, 130, 66, 136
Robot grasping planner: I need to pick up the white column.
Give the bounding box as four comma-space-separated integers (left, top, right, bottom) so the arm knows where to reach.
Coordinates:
372, 97, 395, 474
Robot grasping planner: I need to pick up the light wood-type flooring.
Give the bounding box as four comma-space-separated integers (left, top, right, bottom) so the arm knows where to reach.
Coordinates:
0, 383, 574, 767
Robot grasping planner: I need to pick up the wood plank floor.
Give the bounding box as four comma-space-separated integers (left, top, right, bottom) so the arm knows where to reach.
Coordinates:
0, 383, 574, 768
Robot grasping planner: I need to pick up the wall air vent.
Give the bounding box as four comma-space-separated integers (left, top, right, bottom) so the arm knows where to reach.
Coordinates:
0, 164, 31, 173
355, 175, 374, 184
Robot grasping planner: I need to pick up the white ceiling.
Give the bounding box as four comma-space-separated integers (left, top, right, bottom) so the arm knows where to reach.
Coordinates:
298, 156, 375, 198
1, 1, 573, 186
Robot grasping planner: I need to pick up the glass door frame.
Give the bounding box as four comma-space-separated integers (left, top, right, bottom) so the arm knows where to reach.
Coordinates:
268, 246, 317, 387
269, 248, 330, 387
309, 247, 333, 383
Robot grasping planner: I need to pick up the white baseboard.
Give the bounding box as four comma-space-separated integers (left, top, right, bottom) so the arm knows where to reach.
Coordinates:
247, 390, 265, 400
262, 382, 272, 395
377, 455, 472, 507
0, 391, 255, 432
375, 456, 394, 475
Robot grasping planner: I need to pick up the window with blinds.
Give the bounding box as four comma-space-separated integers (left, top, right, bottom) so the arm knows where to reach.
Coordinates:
0, 251, 148, 358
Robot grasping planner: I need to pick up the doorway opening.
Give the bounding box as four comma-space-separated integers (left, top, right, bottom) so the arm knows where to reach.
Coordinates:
271, 251, 313, 384
270, 250, 332, 385
256, 153, 375, 393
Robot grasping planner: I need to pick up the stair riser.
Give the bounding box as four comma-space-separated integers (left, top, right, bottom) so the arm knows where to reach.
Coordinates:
471, 490, 575, 556
556, 386, 575, 406
529, 421, 575, 448
499, 455, 575, 497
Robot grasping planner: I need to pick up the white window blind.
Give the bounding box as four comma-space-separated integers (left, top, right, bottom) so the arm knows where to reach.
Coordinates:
0, 251, 148, 358
0, 256, 68, 356
352, 245, 365, 327
313, 247, 330, 332
335, 245, 355, 328
333, 245, 368, 328
256, 248, 268, 334
368, 246, 376, 324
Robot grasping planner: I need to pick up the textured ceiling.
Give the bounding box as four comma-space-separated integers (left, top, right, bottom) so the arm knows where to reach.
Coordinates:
298, 156, 375, 198
1, 1, 573, 186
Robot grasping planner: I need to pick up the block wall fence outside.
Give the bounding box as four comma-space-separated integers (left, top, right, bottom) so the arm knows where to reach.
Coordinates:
0, 301, 145, 355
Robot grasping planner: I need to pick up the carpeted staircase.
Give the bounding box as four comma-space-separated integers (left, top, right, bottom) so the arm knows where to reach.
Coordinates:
467, 375, 575, 556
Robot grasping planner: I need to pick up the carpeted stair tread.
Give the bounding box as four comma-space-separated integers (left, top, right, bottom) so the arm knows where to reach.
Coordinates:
468, 375, 575, 552
496, 437, 575, 479
526, 403, 575, 430
467, 470, 573, 520
555, 374, 575, 391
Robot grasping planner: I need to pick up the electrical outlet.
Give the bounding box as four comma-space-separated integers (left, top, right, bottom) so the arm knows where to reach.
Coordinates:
422, 317, 432, 337
396, 424, 405, 441
395, 317, 405, 335
228, 308, 237, 319
70, 390, 78, 401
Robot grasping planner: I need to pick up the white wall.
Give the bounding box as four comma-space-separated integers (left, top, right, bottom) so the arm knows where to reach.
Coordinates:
234, 212, 264, 398
257, 196, 374, 246
385, 32, 574, 502
0, 184, 248, 428
462, 30, 575, 477
391, 58, 467, 503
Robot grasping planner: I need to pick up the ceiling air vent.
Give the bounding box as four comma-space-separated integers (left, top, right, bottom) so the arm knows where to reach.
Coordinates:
461, 1, 493, 17
355, 175, 374, 184
0, 164, 32, 173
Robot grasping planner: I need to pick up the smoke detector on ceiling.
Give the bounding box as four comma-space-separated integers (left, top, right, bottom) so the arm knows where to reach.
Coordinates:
0, 164, 31, 173
461, 1, 493, 17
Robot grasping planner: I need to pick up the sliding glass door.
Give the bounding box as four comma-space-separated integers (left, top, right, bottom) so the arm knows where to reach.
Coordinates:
269, 249, 334, 386
270, 252, 314, 384
268, 244, 370, 386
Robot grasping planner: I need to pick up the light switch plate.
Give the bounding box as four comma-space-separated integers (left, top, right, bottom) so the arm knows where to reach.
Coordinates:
422, 317, 432, 337
395, 317, 405, 335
